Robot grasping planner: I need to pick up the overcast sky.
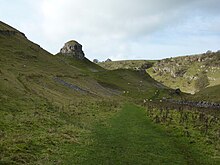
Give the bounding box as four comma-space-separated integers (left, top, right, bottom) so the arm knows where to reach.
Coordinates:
1, 0, 220, 61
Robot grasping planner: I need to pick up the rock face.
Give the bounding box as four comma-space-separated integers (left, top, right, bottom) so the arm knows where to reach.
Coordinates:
105, 58, 112, 62
148, 51, 220, 93
60, 40, 85, 59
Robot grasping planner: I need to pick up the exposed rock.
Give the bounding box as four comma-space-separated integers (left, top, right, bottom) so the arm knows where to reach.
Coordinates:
105, 58, 112, 62
162, 98, 220, 109
93, 59, 99, 63
206, 50, 212, 54
60, 40, 85, 59
148, 51, 220, 93
171, 70, 177, 78
140, 63, 153, 70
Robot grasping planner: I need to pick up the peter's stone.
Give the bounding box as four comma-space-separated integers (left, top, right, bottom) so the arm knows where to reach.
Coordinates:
60, 40, 85, 59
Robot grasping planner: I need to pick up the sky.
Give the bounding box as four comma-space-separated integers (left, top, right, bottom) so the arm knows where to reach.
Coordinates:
0, 0, 220, 61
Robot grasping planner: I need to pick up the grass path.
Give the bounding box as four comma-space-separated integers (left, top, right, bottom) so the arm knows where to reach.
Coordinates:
67, 104, 207, 164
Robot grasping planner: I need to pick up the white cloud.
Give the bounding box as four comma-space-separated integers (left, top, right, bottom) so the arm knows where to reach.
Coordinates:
1, 0, 220, 60
38, 0, 188, 58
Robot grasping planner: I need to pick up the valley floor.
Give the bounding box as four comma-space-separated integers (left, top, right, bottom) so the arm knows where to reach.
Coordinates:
63, 104, 216, 165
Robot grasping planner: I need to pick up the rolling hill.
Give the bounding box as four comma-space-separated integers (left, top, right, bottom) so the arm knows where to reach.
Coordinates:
0, 21, 219, 164
147, 52, 220, 94
98, 52, 220, 96
98, 60, 156, 70
0, 21, 175, 164
0, 20, 172, 103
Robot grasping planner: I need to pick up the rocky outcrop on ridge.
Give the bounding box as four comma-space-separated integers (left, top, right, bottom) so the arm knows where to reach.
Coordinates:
60, 40, 85, 59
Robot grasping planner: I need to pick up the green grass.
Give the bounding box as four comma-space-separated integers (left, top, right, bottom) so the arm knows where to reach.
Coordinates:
98, 54, 220, 95
61, 104, 217, 164
98, 60, 157, 70
0, 21, 20, 31
0, 97, 122, 164
189, 85, 220, 102
1, 21, 219, 164
145, 101, 220, 161
146, 53, 220, 94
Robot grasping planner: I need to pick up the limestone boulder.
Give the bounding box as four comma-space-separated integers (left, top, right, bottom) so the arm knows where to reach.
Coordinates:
60, 40, 85, 59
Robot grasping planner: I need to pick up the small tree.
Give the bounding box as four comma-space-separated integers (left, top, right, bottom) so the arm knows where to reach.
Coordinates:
194, 73, 209, 92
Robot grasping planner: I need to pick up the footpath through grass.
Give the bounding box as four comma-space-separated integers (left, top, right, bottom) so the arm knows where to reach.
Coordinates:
66, 104, 211, 165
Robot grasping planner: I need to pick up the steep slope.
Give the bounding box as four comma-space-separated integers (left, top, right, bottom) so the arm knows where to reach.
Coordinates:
0, 19, 169, 103
98, 53, 220, 95
0, 21, 26, 37
0, 23, 121, 104
0, 21, 122, 164
147, 52, 220, 94
53, 55, 172, 100
0, 21, 175, 164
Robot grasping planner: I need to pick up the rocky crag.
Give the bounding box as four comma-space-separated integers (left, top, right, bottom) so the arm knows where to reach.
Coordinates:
147, 51, 220, 93
60, 40, 85, 59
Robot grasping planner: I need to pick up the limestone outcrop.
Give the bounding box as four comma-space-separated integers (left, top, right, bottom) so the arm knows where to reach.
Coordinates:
60, 40, 85, 59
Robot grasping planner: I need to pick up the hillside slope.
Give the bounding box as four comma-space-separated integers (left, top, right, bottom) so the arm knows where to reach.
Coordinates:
147, 52, 220, 94
98, 53, 220, 95
0, 20, 170, 103
0, 21, 175, 164
187, 84, 220, 102
98, 60, 156, 70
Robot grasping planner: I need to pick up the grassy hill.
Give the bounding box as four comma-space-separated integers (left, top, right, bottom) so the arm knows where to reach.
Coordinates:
0, 21, 219, 164
98, 53, 220, 99
147, 52, 220, 94
0, 21, 175, 164
98, 60, 156, 70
